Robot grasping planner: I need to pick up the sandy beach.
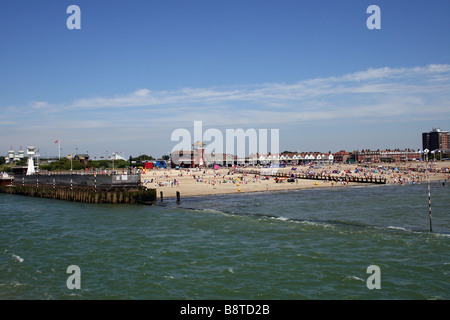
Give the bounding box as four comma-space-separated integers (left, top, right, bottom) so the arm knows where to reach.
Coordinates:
141, 162, 450, 199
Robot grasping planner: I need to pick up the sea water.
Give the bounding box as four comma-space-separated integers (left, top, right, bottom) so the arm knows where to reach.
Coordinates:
0, 182, 449, 299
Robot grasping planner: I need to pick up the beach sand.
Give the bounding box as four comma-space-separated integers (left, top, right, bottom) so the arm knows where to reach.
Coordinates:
141, 162, 450, 199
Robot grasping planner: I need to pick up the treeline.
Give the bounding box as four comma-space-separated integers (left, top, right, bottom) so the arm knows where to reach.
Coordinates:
1, 153, 170, 172
39, 158, 129, 171
130, 154, 170, 161
131, 154, 154, 161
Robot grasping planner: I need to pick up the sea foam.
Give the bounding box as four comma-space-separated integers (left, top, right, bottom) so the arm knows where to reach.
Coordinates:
12, 254, 24, 263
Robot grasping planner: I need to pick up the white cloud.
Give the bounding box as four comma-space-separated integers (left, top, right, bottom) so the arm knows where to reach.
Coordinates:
30, 101, 50, 110
3, 64, 450, 156
23, 64, 449, 121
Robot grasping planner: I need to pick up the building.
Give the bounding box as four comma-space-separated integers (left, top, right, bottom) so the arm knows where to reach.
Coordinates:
352, 149, 422, 163
110, 152, 126, 161
5, 146, 25, 164
192, 141, 205, 167
171, 141, 206, 168
171, 150, 194, 168
73, 154, 90, 166
204, 153, 235, 167
6, 146, 14, 163
26, 146, 36, 175
254, 152, 334, 165
422, 128, 449, 158
333, 150, 352, 163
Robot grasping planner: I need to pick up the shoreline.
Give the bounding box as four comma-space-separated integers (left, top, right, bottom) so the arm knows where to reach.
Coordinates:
142, 162, 449, 200
154, 179, 447, 201
155, 183, 388, 202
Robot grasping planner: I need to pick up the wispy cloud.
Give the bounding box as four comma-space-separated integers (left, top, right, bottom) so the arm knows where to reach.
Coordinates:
3, 64, 450, 155
26, 64, 449, 122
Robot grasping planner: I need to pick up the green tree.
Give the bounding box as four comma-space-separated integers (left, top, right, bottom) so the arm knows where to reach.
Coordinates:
115, 160, 128, 168
15, 160, 27, 166
132, 154, 154, 162
39, 158, 85, 171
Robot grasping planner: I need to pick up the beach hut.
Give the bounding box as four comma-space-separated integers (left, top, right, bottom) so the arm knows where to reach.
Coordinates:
155, 160, 167, 169
143, 161, 154, 169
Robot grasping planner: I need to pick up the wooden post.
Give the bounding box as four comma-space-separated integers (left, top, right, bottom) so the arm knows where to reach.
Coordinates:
428, 176, 433, 232
176, 191, 181, 203
160, 191, 163, 203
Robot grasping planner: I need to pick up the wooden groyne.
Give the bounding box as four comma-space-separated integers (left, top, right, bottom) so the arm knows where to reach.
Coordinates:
0, 173, 156, 204
238, 169, 387, 184
0, 185, 156, 204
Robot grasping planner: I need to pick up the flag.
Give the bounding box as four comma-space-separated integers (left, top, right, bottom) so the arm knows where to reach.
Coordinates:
55, 140, 60, 143
68, 155, 72, 158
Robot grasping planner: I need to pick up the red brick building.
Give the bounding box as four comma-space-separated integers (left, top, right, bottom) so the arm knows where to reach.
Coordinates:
333, 150, 351, 163
353, 149, 422, 163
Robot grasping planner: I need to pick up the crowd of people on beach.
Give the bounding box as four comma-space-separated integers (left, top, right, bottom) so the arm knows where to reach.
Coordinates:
292, 163, 449, 185
143, 168, 264, 188
141, 162, 449, 190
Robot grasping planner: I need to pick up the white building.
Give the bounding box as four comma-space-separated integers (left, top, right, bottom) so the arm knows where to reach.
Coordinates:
5, 146, 25, 164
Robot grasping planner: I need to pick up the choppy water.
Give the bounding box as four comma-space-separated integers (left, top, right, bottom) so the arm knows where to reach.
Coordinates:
1, 182, 449, 300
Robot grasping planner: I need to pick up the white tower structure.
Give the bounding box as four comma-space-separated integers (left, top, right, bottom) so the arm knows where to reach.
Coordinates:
7, 146, 14, 164
193, 141, 205, 167
26, 146, 36, 175
18, 146, 24, 160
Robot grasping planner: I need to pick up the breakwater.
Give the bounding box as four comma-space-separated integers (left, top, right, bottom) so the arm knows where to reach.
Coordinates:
0, 176, 13, 186
0, 173, 156, 204
13, 173, 141, 189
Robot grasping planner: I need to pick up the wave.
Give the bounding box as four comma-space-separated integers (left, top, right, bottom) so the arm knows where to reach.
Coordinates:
387, 225, 408, 231
12, 254, 24, 263
346, 275, 365, 282
383, 225, 450, 237
159, 202, 450, 236
196, 208, 229, 215
167, 203, 352, 229
168, 202, 356, 228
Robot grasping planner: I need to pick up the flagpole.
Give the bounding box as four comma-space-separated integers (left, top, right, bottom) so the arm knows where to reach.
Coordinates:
58, 140, 61, 160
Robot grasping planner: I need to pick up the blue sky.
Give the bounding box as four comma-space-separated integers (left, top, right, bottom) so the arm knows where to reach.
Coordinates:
1, 0, 450, 158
